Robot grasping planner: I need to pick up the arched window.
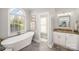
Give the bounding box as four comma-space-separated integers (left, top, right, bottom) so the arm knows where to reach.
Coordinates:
9, 8, 26, 35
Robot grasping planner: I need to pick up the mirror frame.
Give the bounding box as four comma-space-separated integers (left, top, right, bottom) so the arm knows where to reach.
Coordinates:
57, 15, 71, 29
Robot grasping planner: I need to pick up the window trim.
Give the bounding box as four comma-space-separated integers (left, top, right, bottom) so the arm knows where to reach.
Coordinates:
8, 8, 26, 36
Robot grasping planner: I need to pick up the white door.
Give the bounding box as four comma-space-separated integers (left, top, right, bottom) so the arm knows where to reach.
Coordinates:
39, 13, 49, 42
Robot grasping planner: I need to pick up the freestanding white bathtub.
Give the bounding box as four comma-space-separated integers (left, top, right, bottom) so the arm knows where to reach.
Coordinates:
1, 32, 34, 51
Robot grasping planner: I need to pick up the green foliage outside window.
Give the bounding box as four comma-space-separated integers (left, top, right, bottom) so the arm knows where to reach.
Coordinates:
10, 17, 24, 32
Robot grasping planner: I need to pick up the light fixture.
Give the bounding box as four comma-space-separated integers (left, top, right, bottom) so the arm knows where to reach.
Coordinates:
57, 12, 72, 16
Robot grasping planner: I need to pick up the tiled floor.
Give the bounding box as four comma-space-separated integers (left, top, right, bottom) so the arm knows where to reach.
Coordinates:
20, 41, 70, 51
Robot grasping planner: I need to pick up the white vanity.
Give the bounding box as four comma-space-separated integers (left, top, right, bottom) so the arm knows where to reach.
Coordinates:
53, 31, 79, 50
53, 12, 79, 50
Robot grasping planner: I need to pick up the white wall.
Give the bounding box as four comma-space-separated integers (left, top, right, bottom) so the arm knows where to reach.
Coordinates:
0, 8, 8, 39
23, 9, 31, 32
0, 9, 1, 38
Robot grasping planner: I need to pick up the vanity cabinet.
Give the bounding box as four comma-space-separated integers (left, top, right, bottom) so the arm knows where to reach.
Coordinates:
53, 32, 66, 46
53, 32, 79, 50
66, 34, 79, 50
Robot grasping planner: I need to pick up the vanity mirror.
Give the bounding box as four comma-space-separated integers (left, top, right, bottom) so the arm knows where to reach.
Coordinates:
58, 16, 70, 29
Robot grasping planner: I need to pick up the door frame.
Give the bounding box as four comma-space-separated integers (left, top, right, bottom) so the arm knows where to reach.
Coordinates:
38, 12, 49, 42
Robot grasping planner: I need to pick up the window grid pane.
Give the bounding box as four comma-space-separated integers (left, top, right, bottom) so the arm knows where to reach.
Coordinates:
9, 8, 25, 34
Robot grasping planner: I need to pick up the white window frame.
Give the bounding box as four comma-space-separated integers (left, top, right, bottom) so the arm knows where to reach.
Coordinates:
8, 8, 26, 36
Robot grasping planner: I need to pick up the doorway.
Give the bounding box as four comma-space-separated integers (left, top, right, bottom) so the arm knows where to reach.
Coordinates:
39, 13, 49, 43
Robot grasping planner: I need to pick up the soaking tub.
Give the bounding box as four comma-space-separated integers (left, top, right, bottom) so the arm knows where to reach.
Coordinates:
1, 32, 34, 51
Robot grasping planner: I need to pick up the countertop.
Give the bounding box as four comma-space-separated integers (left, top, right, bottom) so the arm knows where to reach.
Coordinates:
54, 28, 79, 35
